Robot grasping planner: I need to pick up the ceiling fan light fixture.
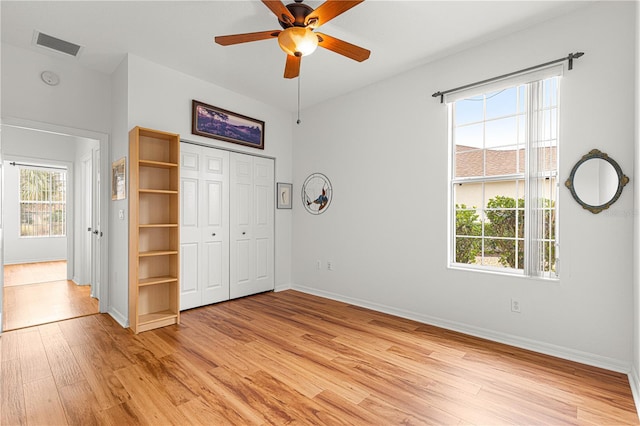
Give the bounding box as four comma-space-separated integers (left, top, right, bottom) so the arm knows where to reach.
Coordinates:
277, 27, 318, 57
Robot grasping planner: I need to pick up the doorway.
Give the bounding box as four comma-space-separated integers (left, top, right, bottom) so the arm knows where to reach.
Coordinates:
0, 119, 109, 332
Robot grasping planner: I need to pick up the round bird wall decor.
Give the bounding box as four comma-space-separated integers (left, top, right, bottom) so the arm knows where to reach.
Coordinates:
302, 173, 332, 214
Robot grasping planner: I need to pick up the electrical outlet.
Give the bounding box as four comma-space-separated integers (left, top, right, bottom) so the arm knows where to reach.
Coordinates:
316, 260, 321, 270
327, 261, 333, 271
511, 298, 521, 313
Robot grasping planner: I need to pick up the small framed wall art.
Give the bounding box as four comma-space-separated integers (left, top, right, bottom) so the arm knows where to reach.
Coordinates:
111, 157, 126, 200
192, 99, 265, 149
277, 182, 293, 209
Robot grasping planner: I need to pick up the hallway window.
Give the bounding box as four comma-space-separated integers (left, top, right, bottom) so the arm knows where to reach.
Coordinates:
19, 166, 67, 237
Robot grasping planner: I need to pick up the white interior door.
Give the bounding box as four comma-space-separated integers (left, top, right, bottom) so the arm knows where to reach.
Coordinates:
91, 147, 101, 299
230, 153, 274, 299
81, 155, 92, 285
180, 143, 229, 310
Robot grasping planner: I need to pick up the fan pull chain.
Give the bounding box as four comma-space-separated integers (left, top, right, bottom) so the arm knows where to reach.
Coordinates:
296, 74, 301, 125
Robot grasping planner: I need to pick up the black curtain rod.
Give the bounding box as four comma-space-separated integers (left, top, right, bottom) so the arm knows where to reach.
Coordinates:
9, 161, 67, 171
432, 52, 584, 103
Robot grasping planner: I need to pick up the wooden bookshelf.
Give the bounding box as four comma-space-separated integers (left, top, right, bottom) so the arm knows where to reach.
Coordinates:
129, 126, 180, 334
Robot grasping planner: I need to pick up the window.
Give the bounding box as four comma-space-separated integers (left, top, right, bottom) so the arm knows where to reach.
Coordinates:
450, 72, 559, 278
19, 166, 67, 237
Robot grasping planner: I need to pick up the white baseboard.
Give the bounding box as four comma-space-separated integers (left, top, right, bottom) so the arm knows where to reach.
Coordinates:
274, 283, 292, 292
629, 366, 640, 420
291, 284, 630, 374
108, 307, 128, 328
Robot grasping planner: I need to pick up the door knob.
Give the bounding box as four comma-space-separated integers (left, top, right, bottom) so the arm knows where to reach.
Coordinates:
212, 233, 216, 236
242, 231, 246, 235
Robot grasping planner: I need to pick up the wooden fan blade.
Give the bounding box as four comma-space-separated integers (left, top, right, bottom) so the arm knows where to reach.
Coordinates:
215, 30, 281, 46
284, 54, 301, 79
261, 0, 295, 24
306, 0, 364, 28
316, 33, 370, 62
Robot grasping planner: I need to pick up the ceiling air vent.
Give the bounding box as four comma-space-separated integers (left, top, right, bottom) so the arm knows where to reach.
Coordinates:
33, 31, 82, 57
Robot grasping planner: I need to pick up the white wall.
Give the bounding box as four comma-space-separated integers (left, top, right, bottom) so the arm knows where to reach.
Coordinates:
106, 54, 294, 326
1, 44, 111, 134
292, 1, 636, 371
108, 56, 129, 325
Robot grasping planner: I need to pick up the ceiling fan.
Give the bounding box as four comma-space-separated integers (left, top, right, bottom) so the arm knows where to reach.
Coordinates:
215, 0, 371, 79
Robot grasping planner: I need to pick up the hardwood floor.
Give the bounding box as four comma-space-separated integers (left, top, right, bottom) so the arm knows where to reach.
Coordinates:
1, 290, 637, 425
3, 280, 99, 331
3, 261, 99, 331
4, 261, 67, 287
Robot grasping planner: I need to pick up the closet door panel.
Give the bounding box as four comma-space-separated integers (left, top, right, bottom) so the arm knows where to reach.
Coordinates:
180, 243, 200, 310
202, 241, 223, 304
201, 148, 229, 304
180, 143, 202, 310
252, 157, 274, 292
230, 153, 274, 299
180, 143, 229, 308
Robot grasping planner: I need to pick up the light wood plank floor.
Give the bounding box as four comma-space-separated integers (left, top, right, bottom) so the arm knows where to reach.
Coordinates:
3, 280, 99, 331
3, 262, 99, 331
4, 261, 67, 287
1, 290, 637, 425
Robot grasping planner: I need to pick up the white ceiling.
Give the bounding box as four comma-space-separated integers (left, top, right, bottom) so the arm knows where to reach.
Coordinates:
1, 1, 592, 112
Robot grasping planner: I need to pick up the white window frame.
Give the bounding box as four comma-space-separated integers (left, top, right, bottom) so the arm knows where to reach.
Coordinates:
448, 66, 561, 279
18, 165, 67, 238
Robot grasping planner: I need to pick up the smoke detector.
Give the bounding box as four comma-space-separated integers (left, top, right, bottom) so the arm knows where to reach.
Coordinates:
40, 71, 60, 86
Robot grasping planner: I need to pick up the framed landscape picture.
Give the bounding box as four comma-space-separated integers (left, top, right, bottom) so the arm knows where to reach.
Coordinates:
192, 100, 265, 149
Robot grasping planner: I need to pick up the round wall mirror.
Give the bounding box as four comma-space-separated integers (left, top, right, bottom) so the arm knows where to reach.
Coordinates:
565, 149, 628, 214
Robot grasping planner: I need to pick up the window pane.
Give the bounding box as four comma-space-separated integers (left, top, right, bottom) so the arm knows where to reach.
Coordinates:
485, 146, 519, 177
486, 87, 517, 119
455, 149, 483, 178
543, 78, 558, 108
455, 205, 481, 237
542, 241, 557, 272
455, 96, 484, 125
455, 122, 484, 149
454, 182, 483, 213
485, 238, 518, 269
485, 116, 518, 148
455, 237, 481, 264
19, 167, 66, 237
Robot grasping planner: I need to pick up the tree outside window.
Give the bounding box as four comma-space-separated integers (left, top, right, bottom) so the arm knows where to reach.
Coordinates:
19, 167, 67, 237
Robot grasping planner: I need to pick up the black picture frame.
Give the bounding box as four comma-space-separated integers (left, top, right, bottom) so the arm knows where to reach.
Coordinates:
192, 99, 265, 149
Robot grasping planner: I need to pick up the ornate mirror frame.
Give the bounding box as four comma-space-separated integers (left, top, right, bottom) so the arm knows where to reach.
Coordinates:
565, 149, 629, 214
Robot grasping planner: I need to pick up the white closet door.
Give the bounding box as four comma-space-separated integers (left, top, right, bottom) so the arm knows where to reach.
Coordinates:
180, 143, 202, 310
180, 143, 229, 310
230, 153, 274, 299
201, 148, 229, 305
